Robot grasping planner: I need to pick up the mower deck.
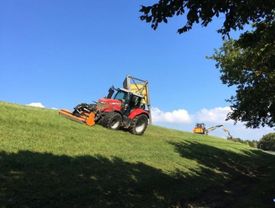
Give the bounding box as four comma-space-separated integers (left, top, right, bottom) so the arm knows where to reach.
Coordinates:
59, 109, 95, 126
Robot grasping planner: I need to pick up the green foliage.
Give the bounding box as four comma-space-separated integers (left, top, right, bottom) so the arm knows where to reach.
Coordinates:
140, 0, 274, 36
247, 140, 258, 148
210, 21, 275, 128
258, 133, 275, 151
0, 102, 275, 207
140, 1, 275, 129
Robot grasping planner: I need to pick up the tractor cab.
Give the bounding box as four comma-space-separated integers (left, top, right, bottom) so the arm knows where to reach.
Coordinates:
196, 123, 206, 129
107, 87, 145, 111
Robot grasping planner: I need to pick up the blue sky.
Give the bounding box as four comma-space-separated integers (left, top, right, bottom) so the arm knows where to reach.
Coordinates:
0, 0, 273, 140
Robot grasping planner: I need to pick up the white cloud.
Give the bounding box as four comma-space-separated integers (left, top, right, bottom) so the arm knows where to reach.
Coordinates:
151, 106, 230, 125
26, 102, 45, 108
151, 107, 192, 124
194, 106, 232, 124
151, 106, 274, 140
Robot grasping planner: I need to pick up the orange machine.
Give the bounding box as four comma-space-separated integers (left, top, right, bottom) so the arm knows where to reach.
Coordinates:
193, 123, 206, 134
193, 123, 233, 139
59, 109, 95, 126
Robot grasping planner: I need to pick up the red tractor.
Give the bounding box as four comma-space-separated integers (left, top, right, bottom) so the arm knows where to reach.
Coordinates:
59, 76, 151, 135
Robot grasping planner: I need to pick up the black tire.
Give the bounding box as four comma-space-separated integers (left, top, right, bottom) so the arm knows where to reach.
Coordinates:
129, 114, 148, 135
101, 112, 122, 130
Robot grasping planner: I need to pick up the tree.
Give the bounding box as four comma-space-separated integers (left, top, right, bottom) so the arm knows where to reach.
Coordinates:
139, 0, 274, 36
258, 133, 275, 151
209, 22, 275, 128
140, 1, 275, 128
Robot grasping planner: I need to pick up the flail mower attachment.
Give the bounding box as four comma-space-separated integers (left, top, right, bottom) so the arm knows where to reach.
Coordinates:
59, 109, 95, 126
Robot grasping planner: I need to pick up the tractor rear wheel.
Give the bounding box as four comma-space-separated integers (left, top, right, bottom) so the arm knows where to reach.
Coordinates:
129, 114, 148, 135
101, 112, 122, 130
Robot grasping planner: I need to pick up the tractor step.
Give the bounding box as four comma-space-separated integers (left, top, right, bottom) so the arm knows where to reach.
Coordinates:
59, 109, 95, 126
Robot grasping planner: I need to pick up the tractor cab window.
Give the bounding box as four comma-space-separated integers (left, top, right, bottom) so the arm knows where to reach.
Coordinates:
130, 95, 141, 108
113, 90, 128, 101
196, 123, 205, 129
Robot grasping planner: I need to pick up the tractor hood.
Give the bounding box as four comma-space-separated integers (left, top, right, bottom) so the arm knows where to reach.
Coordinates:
97, 98, 122, 112
98, 98, 122, 105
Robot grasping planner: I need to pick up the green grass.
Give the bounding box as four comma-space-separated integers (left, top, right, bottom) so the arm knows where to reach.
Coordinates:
0, 101, 274, 208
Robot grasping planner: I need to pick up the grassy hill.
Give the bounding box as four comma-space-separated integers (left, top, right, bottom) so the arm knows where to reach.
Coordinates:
0, 102, 274, 208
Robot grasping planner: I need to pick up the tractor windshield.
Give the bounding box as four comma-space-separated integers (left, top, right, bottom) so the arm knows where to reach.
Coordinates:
113, 90, 127, 101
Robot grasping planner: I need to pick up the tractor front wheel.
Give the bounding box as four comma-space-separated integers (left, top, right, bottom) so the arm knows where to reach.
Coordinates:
101, 112, 122, 130
129, 114, 148, 135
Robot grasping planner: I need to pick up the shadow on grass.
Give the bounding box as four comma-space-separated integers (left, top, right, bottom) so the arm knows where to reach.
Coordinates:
169, 141, 275, 208
0, 151, 170, 208
0, 150, 209, 208
0, 143, 274, 208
